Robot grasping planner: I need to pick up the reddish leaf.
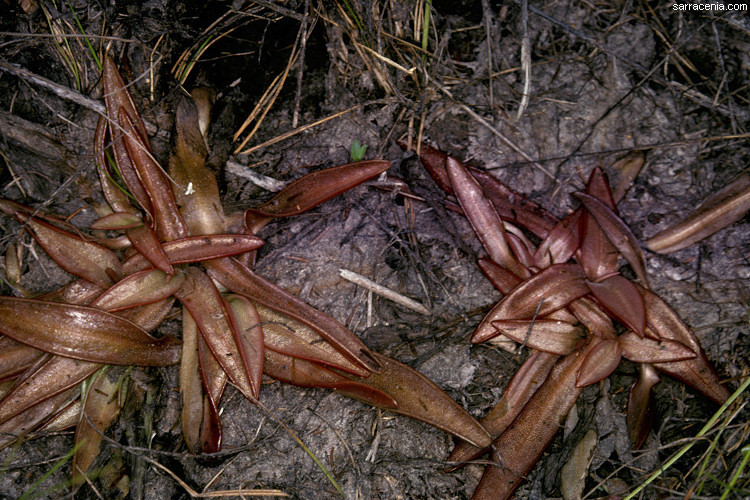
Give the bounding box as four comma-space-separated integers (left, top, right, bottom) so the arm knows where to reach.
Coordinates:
473, 264, 588, 344
122, 234, 264, 273
398, 140, 559, 237
0, 297, 180, 366
574, 191, 648, 285
619, 332, 696, 363
343, 352, 492, 449
207, 257, 381, 373
119, 111, 188, 242
490, 319, 583, 355
471, 347, 588, 499
445, 157, 527, 278
101, 56, 153, 213
576, 338, 622, 387
245, 160, 391, 233
174, 267, 257, 400
91, 269, 186, 312
226, 295, 264, 399
0, 337, 43, 382
0, 355, 99, 425
476, 258, 522, 294
586, 275, 646, 336
567, 296, 618, 339
534, 208, 582, 267
627, 364, 660, 449
20, 214, 122, 288
258, 302, 369, 377
0, 388, 75, 451
447, 351, 558, 468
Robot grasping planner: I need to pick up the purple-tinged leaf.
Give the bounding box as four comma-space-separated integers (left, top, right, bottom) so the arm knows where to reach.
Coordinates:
638, 285, 729, 404
197, 332, 226, 453
476, 258, 522, 294
101, 57, 153, 214
445, 157, 528, 278
0, 297, 181, 366
627, 363, 660, 449
576, 338, 621, 387
19, 214, 122, 288
586, 275, 646, 336
91, 269, 185, 312
490, 320, 584, 355
574, 191, 648, 285
619, 332, 696, 363
637, 285, 700, 351
473, 264, 588, 344
646, 173, 750, 254
397, 139, 559, 237
95, 118, 174, 275
505, 232, 536, 270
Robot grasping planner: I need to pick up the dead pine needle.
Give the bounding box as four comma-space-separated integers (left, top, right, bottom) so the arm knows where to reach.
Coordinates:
141, 456, 289, 498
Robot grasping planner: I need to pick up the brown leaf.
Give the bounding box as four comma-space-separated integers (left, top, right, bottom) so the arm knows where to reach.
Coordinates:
646, 173, 750, 254
72, 368, 122, 486
174, 267, 257, 399
91, 269, 186, 312
471, 347, 588, 499
207, 257, 381, 373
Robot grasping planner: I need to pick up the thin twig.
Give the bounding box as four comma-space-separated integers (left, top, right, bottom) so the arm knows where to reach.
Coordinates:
516, 0, 531, 119
339, 268, 431, 315
0, 61, 105, 114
